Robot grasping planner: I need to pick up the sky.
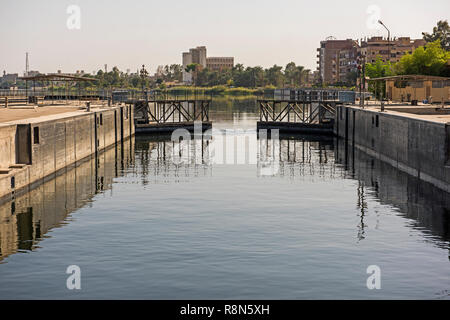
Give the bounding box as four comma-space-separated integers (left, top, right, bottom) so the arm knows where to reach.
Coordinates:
0, 0, 448, 75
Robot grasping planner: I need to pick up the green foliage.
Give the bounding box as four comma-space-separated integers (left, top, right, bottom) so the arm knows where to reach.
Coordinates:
364, 40, 450, 98
365, 57, 394, 99
191, 62, 314, 89
163, 85, 263, 96
365, 57, 394, 79
395, 40, 450, 76
422, 20, 450, 51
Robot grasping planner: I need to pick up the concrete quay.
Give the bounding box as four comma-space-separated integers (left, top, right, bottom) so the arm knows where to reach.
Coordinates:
0, 103, 135, 202
335, 104, 450, 193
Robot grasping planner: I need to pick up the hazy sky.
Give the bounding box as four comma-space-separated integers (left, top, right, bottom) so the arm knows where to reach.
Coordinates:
0, 0, 448, 75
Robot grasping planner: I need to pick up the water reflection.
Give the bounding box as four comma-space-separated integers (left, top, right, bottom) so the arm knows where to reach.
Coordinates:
0, 138, 134, 261
0, 124, 448, 266
135, 135, 213, 185
261, 135, 345, 180
335, 138, 450, 249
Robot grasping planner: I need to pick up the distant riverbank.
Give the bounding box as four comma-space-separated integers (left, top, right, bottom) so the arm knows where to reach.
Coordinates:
160, 85, 272, 96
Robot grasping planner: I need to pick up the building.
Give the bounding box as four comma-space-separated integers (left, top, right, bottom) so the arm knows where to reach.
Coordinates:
376, 75, 450, 103
182, 46, 207, 83
317, 39, 359, 85
206, 57, 234, 72
182, 46, 234, 83
338, 45, 359, 84
359, 36, 426, 64
317, 36, 427, 85
25, 70, 40, 77
1, 73, 18, 83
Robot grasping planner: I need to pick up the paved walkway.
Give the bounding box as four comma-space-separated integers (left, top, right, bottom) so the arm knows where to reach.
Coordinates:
352, 104, 450, 124
0, 103, 109, 124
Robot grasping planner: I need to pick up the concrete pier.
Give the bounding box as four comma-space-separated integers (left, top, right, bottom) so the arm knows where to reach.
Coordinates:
335, 104, 450, 192
0, 104, 135, 202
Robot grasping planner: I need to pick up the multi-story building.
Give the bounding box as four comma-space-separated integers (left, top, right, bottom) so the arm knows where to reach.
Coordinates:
338, 45, 359, 84
317, 36, 427, 85
182, 46, 207, 83
359, 36, 426, 64
206, 57, 234, 72
182, 46, 234, 83
316, 39, 359, 85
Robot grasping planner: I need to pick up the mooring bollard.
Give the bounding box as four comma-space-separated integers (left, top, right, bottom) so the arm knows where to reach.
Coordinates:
86, 101, 91, 112
5, 97, 8, 108
381, 101, 385, 112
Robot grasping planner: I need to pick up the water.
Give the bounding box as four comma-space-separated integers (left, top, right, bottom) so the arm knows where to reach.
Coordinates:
0, 97, 449, 299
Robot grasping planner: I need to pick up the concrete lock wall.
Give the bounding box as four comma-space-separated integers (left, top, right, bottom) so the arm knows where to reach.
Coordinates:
334, 105, 450, 192
0, 124, 16, 167
0, 105, 135, 202
0, 137, 134, 260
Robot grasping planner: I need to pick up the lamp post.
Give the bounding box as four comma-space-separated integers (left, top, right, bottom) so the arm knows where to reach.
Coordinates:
378, 20, 391, 62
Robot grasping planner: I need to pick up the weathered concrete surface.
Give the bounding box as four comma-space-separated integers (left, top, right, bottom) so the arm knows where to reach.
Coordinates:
0, 105, 85, 122
335, 138, 450, 241
0, 104, 135, 201
335, 105, 450, 192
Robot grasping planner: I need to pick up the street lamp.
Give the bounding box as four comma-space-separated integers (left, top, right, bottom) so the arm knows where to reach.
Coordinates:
378, 20, 391, 62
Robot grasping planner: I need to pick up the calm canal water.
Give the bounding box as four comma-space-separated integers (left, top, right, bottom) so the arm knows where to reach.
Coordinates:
0, 97, 449, 299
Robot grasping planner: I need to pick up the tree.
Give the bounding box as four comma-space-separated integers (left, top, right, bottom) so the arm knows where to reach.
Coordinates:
283, 63, 308, 87
395, 40, 450, 76
265, 65, 284, 87
423, 20, 450, 51
366, 57, 394, 99
284, 62, 298, 87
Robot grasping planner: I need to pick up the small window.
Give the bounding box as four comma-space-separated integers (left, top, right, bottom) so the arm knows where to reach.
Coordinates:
100, 114, 103, 125
33, 127, 39, 144
376, 115, 379, 127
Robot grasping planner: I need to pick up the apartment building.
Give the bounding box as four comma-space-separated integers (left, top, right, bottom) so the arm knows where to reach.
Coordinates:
359, 36, 426, 64
317, 36, 427, 85
317, 39, 359, 85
